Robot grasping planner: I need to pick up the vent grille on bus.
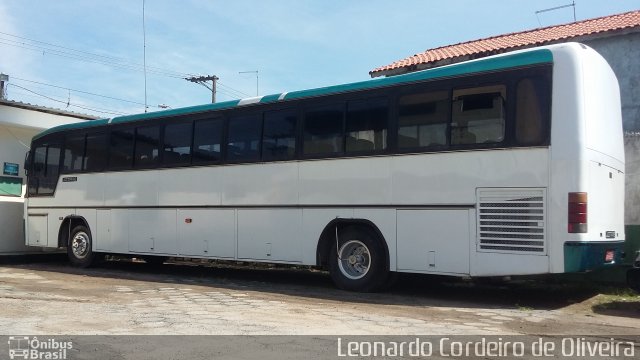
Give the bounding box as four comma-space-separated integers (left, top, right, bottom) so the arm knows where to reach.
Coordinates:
477, 189, 546, 254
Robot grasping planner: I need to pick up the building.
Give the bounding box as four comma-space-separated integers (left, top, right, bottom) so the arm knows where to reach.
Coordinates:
0, 99, 96, 254
370, 10, 640, 263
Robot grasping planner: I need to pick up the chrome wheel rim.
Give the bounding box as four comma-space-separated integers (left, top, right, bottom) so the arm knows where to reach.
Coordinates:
338, 240, 371, 280
71, 232, 90, 259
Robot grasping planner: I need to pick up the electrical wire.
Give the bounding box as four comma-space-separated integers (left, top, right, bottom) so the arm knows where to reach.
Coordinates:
11, 77, 147, 106
0, 31, 254, 103
8, 84, 129, 116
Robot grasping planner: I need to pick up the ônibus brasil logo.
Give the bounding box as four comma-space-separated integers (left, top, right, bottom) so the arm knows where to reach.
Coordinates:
7, 336, 72, 360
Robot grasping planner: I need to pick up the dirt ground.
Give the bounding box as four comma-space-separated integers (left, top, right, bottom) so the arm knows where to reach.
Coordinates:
0, 257, 638, 336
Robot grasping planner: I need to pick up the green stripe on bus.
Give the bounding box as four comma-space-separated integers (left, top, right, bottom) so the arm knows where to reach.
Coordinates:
33, 49, 552, 140
259, 94, 282, 103
284, 49, 553, 100
110, 100, 241, 124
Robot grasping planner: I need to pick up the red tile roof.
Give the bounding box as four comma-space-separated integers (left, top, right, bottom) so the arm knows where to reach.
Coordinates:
370, 10, 640, 77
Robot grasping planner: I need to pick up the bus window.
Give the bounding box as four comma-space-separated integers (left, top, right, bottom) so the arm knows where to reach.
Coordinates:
39, 144, 61, 195
516, 77, 548, 146
263, 109, 297, 161
346, 97, 388, 153
28, 145, 47, 196
134, 125, 160, 168
398, 91, 448, 149
227, 114, 262, 162
109, 129, 135, 169
84, 132, 108, 172
451, 85, 505, 145
303, 103, 344, 155
193, 118, 223, 163
163, 122, 193, 165
62, 135, 85, 173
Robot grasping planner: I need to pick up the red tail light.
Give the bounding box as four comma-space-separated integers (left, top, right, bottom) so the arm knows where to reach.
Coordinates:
568, 192, 587, 233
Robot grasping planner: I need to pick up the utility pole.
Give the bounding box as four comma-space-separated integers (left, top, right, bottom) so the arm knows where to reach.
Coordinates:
185, 75, 219, 103
0, 73, 8, 100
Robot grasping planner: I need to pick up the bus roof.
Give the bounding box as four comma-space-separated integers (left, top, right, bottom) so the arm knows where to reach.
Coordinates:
33, 47, 552, 141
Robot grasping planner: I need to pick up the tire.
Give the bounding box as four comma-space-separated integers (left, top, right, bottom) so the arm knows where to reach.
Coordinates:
329, 226, 389, 292
67, 225, 95, 268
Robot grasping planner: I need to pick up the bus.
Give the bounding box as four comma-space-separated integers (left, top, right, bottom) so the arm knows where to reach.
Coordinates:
23, 42, 624, 292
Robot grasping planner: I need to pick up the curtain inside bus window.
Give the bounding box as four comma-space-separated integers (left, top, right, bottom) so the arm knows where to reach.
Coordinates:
346, 97, 388, 153
63, 135, 86, 173
163, 122, 193, 165
109, 129, 135, 169
451, 85, 505, 145
516, 78, 547, 146
227, 114, 262, 162
84, 133, 108, 172
263, 109, 297, 161
193, 118, 223, 163
398, 91, 448, 149
303, 103, 344, 155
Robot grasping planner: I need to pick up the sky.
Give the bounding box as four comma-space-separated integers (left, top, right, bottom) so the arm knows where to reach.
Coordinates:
0, 0, 638, 118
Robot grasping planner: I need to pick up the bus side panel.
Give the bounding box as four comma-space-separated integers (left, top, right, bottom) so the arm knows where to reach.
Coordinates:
299, 157, 392, 205
396, 209, 471, 275
237, 209, 302, 262
177, 209, 235, 259
128, 209, 177, 255
471, 252, 550, 276
95, 209, 129, 253
26, 214, 48, 247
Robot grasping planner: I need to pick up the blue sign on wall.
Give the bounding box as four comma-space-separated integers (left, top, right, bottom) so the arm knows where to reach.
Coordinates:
3, 162, 19, 176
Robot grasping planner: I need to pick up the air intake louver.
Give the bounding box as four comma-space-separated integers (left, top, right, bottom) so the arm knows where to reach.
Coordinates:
477, 189, 546, 254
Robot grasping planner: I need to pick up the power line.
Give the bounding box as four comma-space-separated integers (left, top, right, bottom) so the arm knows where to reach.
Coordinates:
0, 31, 254, 104
8, 84, 129, 116
11, 76, 147, 106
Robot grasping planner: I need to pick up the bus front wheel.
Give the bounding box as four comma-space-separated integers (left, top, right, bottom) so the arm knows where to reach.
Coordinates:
67, 225, 95, 268
329, 227, 388, 292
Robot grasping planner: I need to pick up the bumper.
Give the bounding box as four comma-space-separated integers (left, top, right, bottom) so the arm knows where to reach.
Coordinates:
563, 241, 625, 272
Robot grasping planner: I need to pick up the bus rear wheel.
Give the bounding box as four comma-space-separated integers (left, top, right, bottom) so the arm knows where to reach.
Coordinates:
329, 227, 388, 292
67, 225, 95, 268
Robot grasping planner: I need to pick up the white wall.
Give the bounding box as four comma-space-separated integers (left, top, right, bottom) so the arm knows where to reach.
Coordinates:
0, 103, 90, 254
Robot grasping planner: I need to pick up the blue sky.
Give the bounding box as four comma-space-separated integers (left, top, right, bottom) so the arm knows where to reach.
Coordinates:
0, 0, 638, 117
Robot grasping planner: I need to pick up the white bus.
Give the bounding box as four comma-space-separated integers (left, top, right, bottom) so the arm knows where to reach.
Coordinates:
24, 43, 624, 291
